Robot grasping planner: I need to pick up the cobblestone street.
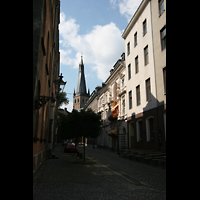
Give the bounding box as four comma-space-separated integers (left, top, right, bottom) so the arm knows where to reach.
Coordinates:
33, 145, 166, 200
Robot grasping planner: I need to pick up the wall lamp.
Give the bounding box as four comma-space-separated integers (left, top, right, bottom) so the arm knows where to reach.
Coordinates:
35, 73, 67, 109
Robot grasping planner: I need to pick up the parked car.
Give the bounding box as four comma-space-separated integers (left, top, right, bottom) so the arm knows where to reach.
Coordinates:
64, 142, 77, 153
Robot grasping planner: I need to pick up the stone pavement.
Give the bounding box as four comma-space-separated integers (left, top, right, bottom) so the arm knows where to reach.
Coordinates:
33, 144, 166, 200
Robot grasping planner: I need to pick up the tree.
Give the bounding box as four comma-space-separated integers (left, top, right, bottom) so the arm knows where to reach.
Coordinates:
79, 109, 102, 161
57, 92, 69, 108
62, 108, 102, 161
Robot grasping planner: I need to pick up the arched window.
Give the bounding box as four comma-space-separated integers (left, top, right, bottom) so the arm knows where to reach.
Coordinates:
136, 120, 143, 142
146, 117, 154, 142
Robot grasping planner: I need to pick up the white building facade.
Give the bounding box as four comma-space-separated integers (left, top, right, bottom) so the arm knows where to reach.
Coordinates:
122, 0, 166, 152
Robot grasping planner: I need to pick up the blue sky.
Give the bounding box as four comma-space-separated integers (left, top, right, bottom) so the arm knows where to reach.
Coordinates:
59, 0, 143, 111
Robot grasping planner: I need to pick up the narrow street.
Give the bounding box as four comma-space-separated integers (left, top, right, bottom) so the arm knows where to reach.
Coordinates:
33, 144, 166, 200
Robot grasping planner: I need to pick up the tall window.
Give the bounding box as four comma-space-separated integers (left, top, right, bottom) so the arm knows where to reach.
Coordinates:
122, 98, 125, 115
160, 26, 166, 50
128, 64, 131, 80
127, 42, 130, 55
121, 78, 124, 88
159, 0, 165, 16
136, 85, 140, 106
135, 56, 139, 73
143, 19, 147, 36
134, 32, 137, 47
144, 45, 149, 65
146, 117, 155, 142
129, 91, 132, 109
136, 120, 143, 142
149, 118, 155, 141
146, 78, 151, 101
163, 67, 166, 94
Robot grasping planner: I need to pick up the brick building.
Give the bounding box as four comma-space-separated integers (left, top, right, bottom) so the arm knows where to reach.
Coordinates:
33, 0, 60, 178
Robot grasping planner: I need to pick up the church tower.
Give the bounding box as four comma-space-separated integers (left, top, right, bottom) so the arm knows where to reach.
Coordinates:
73, 56, 90, 110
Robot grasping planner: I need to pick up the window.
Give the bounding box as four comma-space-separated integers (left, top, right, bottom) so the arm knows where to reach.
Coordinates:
136, 85, 140, 106
134, 32, 137, 47
135, 56, 139, 73
146, 117, 155, 142
128, 64, 131, 80
100, 97, 103, 105
144, 45, 149, 65
122, 98, 125, 115
129, 91, 132, 109
146, 78, 151, 101
121, 78, 124, 88
143, 19, 147, 36
163, 67, 166, 94
136, 120, 143, 142
160, 26, 166, 50
127, 42, 130, 55
159, 0, 165, 16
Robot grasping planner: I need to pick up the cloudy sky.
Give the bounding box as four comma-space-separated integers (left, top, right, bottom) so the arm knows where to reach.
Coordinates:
59, 0, 143, 111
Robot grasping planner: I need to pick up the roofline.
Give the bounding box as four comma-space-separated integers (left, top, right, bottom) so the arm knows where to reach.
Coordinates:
121, 0, 149, 39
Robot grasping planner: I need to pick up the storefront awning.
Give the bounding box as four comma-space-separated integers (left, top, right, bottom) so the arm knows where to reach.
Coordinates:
108, 129, 118, 137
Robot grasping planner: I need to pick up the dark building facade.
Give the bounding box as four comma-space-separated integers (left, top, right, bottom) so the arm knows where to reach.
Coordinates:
33, 0, 60, 178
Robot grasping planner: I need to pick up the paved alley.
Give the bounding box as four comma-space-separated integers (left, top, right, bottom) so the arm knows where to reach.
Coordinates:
33, 144, 166, 200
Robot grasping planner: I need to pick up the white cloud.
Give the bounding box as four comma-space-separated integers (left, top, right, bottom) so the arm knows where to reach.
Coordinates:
110, 0, 143, 22
59, 12, 124, 81
59, 49, 73, 65
109, 0, 117, 8
59, 102, 73, 112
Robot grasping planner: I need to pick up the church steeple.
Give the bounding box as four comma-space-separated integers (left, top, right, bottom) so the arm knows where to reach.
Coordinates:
73, 55, 89, 110
76, 55, 87, 95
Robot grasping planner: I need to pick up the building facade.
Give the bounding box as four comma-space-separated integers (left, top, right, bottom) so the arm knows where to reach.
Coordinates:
84, 53, 128, 151
33, 0, 60, 178
122, 0, 166, 152
73, 56, 90, 110
151, 0, 166, 150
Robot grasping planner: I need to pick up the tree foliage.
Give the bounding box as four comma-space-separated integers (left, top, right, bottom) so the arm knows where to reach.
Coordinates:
58, 108, 103, 161
64, 108, 102, 139
57, 92, 69, 108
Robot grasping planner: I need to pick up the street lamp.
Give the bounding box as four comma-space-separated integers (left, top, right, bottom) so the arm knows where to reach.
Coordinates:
54, 73, 67, 96
35, 73, 67, 109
